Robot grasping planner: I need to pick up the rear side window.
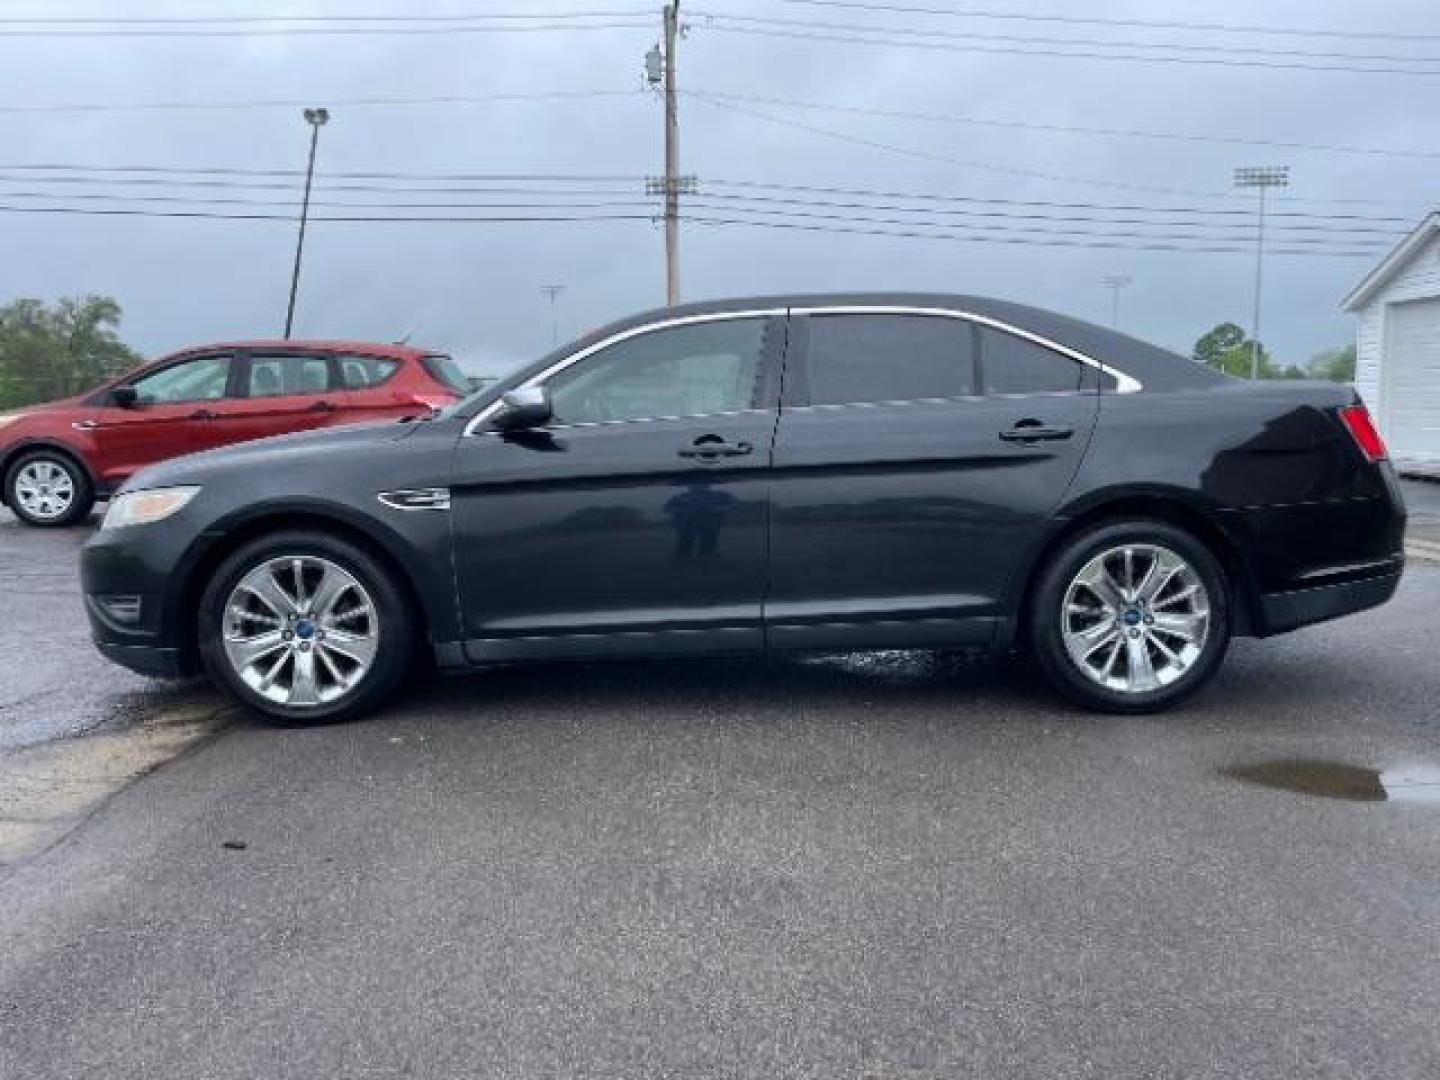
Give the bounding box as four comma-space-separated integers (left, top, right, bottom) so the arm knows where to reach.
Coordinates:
804, 314, 975, 405
980, 327, 1088, 395
420, 354, 469, 394
337, 355, 400, 389
246, 354, 334, 397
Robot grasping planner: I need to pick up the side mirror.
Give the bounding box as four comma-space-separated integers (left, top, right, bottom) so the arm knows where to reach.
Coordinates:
110, 385, 139, 408
493, 386, 552, 430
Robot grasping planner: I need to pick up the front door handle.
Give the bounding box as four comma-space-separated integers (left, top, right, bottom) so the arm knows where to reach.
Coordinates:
309, 400, 336, 413
999, 420, 1074, 444
188, 408, 217, 420
679, 436, 753, 460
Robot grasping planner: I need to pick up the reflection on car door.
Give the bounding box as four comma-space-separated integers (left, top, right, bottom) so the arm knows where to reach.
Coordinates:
86, 352, 234, 486
209, 351, 352, 449
766, 311, 1101, 650
449, 314, 785, 661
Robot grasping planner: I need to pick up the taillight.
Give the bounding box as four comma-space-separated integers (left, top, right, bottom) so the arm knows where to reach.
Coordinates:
1339, 404, 1387, 462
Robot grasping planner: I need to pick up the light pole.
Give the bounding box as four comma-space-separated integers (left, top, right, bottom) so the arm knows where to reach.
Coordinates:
284, 106, 329, 339
1101, 274, 1131, 328
540, 284, 566, 345
1233, 165, 1289, 380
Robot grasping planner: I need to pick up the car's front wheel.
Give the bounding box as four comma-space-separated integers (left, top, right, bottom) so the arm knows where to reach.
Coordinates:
4, 450, 95, 527
1029, 520, 1231, 713
198, 530, 414, 724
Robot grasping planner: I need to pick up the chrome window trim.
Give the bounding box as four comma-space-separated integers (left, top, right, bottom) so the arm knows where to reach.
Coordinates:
461, 303, 1140, 437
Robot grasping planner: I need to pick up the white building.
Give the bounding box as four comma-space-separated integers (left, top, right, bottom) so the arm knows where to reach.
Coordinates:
1342, 212, 1440, 465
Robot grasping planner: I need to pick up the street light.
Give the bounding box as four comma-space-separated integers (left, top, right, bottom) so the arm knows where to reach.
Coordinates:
283, 106, 330, 339
540, 284, 566, 345
1234, 165, 1289, 380
1101, 274, 1132, 328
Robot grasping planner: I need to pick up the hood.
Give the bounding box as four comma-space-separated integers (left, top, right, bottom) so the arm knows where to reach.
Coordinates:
120, 418, 430, 492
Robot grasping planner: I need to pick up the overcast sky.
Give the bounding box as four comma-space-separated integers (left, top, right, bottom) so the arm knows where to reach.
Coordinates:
2, 0, 1438, 376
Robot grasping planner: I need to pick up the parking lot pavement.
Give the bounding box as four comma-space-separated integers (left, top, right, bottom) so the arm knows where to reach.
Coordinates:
1, 551, 1437, 1078
0, 509, 220, 750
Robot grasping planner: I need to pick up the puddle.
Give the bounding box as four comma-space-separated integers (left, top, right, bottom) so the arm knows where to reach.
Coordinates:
1223, 759, 1440, 804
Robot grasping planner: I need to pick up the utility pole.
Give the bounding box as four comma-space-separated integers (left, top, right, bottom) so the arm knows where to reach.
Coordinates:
1101, 274, 1131, 328
645, 4, 683, 305
540, 284, 565, 345
1233, 165, 1289, 380
284, 106, 329, 339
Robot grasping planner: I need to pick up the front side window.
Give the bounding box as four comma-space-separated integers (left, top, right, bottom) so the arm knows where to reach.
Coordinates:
130, 355, 231, 404
980, 327, 1088, 395
804, 313, 976, 405
246, 354, 333, 398
546, 318, 766, 426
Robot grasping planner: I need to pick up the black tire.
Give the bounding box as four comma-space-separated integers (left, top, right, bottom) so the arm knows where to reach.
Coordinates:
1029, 520, 1231, 714
3, 449, 95, 527
198, 529, 414, 725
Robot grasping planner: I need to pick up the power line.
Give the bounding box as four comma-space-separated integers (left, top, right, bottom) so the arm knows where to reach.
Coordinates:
0, 20, 653, 39
0, 166, 1416, 224
0, 185, 1404, 239
0, 89, 641, 115
0, 204, 656, 223
680, 200, 1392, 248
683, 213, 1388, 256
686, 89, 1440, 162
769, 0, 1440, 43
0, 9, 654, 23
693, 12, 1440, 67
702, 22, 1440, 77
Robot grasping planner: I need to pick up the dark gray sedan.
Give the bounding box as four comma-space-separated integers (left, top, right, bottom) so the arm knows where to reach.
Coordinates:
81, 294, 1406, 722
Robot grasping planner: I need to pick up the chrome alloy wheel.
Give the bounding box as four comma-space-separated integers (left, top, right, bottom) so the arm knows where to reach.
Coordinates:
13, 460, 76, 521
222, 555, 379, 707
1061, 543, 1211, 694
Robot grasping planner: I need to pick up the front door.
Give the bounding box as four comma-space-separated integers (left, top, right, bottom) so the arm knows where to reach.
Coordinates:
766, 309, 1102, 650
86, 352, 234, 488
450, 313, 785, 662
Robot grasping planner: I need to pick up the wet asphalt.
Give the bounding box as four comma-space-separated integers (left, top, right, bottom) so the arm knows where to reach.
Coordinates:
1, 498, 1439, 1078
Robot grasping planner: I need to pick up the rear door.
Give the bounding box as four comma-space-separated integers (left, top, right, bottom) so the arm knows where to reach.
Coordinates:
85, 351, 234, 486
766, 308, 1101, 650
335, 353, 413, 424
209, 351, 352, 449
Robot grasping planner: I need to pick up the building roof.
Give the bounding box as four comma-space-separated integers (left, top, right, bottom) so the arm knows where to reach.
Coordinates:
1341, 212, 1440, 313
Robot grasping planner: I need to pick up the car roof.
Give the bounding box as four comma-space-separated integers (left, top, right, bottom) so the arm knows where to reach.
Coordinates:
160, 339, 438, 361
542, 292, 1224, 392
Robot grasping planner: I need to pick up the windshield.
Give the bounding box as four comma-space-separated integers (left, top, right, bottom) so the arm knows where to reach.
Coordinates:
420, 354, 470, 394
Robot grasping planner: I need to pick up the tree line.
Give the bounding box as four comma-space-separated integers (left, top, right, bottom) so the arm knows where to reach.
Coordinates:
0, 296, 141, 410
1192, 321, 1356, 382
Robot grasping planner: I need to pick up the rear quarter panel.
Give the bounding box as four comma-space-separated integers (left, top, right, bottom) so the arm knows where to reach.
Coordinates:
1064, 381, 1404, 596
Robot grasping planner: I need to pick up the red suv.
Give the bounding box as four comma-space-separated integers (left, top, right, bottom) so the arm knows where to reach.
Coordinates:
0, 340, 466, 527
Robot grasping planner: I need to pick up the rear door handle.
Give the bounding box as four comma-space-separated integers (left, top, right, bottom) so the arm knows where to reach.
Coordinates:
188, 408, 217, 420
679, 437, 753, 460
309, 400, 336, 413
999, 421, 1073, 443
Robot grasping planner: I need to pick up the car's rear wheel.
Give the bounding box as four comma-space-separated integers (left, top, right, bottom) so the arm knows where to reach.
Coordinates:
1029, 520, 1231, 713
198, 530, 413, 724
4, 450, 95, 527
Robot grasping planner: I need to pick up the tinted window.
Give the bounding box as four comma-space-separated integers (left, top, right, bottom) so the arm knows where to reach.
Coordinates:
981, 327, 1086, 395
806, 314, 974, 405
130, 355, 231, 404
338, 355, 400, 389
547, 318, 766, 425
421, 354, 469, 393
246, 354, 333, 397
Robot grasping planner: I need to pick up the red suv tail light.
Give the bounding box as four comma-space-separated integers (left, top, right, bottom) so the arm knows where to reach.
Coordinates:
1338, 404, 1387, 462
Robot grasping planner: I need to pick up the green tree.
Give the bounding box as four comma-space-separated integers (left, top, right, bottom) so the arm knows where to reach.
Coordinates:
1192, 322, 1294, 379
0, 296, 141, 409
1309, 343, 1357, 383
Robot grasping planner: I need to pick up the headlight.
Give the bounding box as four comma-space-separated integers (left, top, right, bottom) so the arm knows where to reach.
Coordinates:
101, 486, 201, 529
